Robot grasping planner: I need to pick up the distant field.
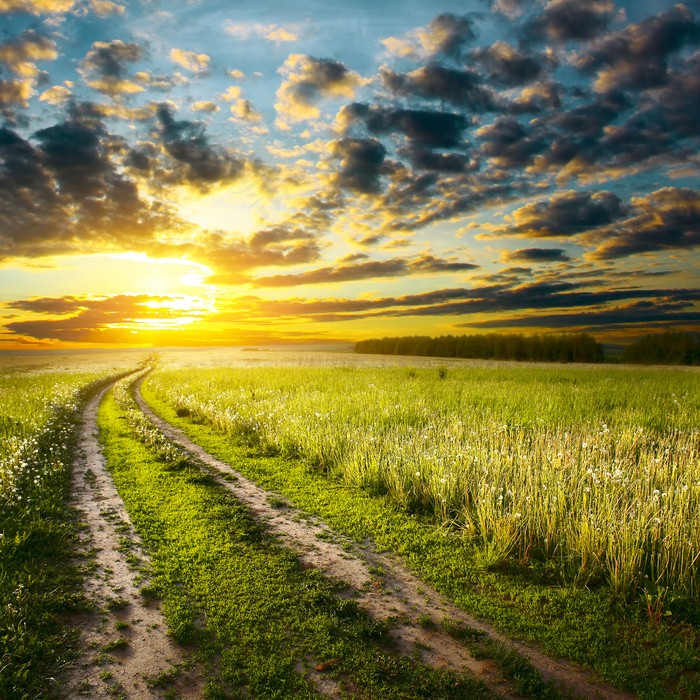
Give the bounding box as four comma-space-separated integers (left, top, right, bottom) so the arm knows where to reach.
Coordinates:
148, 351, 700, 601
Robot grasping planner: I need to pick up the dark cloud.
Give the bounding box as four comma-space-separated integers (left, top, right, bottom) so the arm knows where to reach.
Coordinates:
276, 55, 364, 121
588, 187, 700, 260
508, 81, 563, 114
328, 137, 387, 194
420, 13, 478, 59
249, 253, 478, 288
463, 299, 700, 331
402, 147, 475, 172
487, 190, 627, 238
521, 0, 618, 44
471, 41, 557, 87
476, 116, 550, 167
155, 104, 246, 190
503, 247, 571, 263
380, 64, 497, 111
341, 103, 470, 148
577, 4, 700, 92
78, 40, 145, 96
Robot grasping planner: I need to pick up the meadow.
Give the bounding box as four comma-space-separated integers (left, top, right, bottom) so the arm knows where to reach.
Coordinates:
0, 353, 147, 699
147, 359, 700, 604
3, 349, 700, 699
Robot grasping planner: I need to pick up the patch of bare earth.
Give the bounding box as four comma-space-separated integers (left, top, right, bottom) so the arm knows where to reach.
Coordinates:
62, 384, 203, 700
134, 382, 637, 700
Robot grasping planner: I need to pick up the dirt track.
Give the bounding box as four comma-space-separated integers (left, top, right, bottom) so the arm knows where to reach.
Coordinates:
63, 383, 202, 700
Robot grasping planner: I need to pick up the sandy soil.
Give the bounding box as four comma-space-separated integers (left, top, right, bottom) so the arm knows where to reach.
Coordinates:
62, 383, 203, 700
134, 379, 637, 700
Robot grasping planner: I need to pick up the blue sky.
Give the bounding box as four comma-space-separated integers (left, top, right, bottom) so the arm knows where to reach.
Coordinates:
0, 0, 698, 348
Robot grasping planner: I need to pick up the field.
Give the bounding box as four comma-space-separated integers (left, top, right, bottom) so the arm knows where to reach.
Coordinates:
2, 348, 700, 699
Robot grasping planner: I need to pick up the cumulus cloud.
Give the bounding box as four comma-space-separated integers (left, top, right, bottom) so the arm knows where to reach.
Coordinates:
470, 41, 558, 87
39, 84, 71, 104
328, 137, 387, 194
170, 48, 210, 76
383, 13, 477, 60
191, 101, 218, 113
588, 187, 700, 260
340, 103, 470, 149
484, 190, 627, 239
275, 54, 367, 123
521, 0, 618, 44
230, 99, 262, 122
0, 0, 75, 13
79, 40, 145, 97
380, 63, 498, 111
154, 104, 246, 191
89, 0, 124, 17
578, 4, 700, 93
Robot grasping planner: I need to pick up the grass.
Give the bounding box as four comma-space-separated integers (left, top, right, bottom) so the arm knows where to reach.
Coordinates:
146, 363, 700, 603
99, 374, 495, 699
0, 362, 139, 700
141, 367, 700, 700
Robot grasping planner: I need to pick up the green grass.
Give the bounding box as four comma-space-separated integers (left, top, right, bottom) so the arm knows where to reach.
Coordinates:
141, 371, 700, 700
100, 375, 495, 699
0, 365, 138, 700
145, 364, 700, 602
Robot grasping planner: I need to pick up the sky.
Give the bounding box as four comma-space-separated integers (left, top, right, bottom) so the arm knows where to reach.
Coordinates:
0, 0, 699, 349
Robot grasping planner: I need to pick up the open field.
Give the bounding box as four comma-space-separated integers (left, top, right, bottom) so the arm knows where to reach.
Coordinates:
0, 353, 149, 699
2, 349, 700, 699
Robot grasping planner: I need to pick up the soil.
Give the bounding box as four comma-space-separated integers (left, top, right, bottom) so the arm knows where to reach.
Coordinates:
62, 383, 203, 700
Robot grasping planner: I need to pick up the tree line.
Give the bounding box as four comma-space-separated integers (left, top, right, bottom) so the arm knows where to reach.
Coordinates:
354, 333, 604, 363
621, 331, 700, 365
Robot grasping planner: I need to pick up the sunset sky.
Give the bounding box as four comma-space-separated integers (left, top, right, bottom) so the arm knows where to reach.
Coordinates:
1, 0, 699, 349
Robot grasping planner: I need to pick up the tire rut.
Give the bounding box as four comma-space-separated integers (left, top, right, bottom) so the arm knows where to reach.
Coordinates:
62, 381, 203, 700
134, 380, 638, 700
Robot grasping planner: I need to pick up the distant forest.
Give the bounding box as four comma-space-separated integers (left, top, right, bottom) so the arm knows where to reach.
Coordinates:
354, 333, 604, 363
621, 332, 700, 365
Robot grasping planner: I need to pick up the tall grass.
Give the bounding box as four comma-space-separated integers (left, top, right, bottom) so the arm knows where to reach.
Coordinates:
147, 363, 700, 603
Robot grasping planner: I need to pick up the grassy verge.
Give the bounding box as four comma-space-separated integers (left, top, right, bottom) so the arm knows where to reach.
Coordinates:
0, 369, 137, 700
99, 377, 495, 699
141, 378, 700, 700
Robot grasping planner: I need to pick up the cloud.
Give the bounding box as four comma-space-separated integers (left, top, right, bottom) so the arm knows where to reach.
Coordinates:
383, 13, 477, 61
0, 30, 57, 78
154, 104, 246, 191
328, 137, 387, 194
462, 298, 700, 331
470, 41, 558, 87
39, 84, 71, 104
4, 293, 210, 343
249, 253, 478, 288
169, 48, 210, 76
89, 0, 124, 17
275, 54, 366, 122
476, 116, 550, 167
380, 63, 498, 111
340, 103, 470, 148
483, 190, 627, 239
521, 0, 618, 44
191, 101, 218, 113
226, 23, 300, 43
578, 5, 700, 94
230, 99, 262, 122
0, 0, 75, 13
79, 40, 145, 97
587, 187, 700, 260
503, 247, 571, 263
